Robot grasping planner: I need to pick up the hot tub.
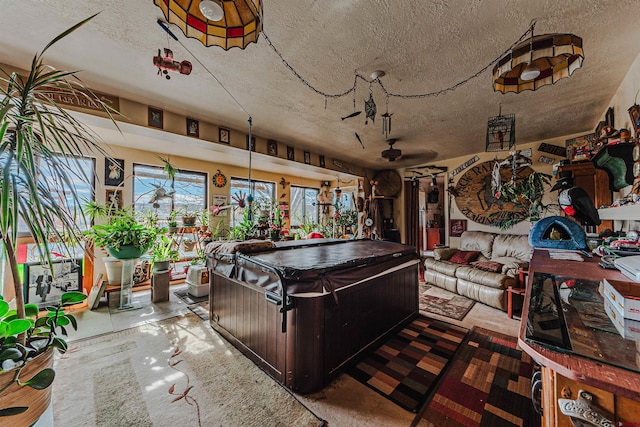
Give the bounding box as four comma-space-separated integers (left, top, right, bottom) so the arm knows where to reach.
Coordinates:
206, 239, 419, 393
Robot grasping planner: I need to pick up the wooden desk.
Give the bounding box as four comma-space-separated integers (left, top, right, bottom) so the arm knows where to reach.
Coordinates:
520, 249, 640, 426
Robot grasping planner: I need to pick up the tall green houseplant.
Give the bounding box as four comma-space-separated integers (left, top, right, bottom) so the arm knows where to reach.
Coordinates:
0, 14, 115, 422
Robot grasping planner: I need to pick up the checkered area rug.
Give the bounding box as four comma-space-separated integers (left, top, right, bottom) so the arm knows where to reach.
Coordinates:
347, 316, 468, 412
414, 327, 540, 427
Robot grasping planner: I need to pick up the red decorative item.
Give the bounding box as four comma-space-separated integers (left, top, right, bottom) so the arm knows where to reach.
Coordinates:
153, 48, 192, 79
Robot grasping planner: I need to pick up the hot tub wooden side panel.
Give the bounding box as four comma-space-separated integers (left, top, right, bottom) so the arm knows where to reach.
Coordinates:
209, 262, 419, 393
209, 273, 287, 383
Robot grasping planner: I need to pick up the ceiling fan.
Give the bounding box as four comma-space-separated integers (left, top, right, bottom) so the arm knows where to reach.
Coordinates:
378, 138, 438, 165
381, 138, 402, 161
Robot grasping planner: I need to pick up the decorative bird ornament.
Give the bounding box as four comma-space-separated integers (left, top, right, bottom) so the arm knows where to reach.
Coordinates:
552, 172, 601, 226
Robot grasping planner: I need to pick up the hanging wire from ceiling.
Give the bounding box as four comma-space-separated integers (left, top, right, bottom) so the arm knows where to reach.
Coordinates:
260, 20, 537, 102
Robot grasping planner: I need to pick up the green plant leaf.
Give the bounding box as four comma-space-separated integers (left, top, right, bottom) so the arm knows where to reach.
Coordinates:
24, 304, 40, 317
60, 291, 87, 306
0, 347, 23, 361
0, 407, 29, 417
52, 337, 68, 353
0, 300, 9, 318
6, 319, 31, 336
22, 368, 55, 390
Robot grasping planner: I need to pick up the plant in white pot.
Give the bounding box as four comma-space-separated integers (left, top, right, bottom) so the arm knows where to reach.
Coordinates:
0, 14, 114, 423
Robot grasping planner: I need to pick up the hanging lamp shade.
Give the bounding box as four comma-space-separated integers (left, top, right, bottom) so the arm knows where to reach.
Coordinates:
154, 0, 262, 50
493, 33, 583, 93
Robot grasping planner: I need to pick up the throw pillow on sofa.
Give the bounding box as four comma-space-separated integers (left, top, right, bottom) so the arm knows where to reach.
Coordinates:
470, 260, 504, 273
449, 250, 480, 265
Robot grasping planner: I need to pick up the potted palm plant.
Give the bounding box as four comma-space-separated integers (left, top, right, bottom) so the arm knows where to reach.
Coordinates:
0, 14, 111, 424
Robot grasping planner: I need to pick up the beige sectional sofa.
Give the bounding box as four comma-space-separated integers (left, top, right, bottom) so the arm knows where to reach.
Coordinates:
423, 230, 533, 311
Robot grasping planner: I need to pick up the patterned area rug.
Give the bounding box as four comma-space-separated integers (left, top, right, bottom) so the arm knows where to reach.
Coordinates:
188, 301, 209, 321
348, 316, 468, 412
419, 283, 475, 321
413, 327, 540, 427
53, 314, 324, 426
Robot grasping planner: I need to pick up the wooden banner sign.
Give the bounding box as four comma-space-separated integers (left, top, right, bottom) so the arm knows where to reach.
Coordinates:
450, 155, 479, 178
538, 143, 566, 157
47, 88, 120, 112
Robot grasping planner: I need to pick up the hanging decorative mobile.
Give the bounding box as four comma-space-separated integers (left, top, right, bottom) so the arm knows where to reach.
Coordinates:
381, 96, 392, 139
364, 92, 376, 125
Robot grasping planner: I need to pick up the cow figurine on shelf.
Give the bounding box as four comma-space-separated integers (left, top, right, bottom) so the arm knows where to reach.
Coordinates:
153, 48, 192, 79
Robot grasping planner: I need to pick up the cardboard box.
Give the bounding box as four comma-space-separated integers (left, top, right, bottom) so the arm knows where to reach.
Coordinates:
604, 294, 640, 340
602, 278, 640, 321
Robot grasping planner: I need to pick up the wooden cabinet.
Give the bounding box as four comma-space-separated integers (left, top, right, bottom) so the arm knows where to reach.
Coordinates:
557, 162, 612, 233
541, 367, 640, 427
521, 250, 640, 426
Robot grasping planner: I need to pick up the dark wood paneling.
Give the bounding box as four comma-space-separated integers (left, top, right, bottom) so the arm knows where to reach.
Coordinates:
209, 262, 419, 393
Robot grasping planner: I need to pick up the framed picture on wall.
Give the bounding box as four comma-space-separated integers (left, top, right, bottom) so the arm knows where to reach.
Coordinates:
219, 127, 230, 144
24, 259, 83, 310
148, 107, 163, 129
106, 189, 123, 213
186, 117, 199, 137
104, 158, 124, 186
450, 219, 466, 237
267, 140, 278, 156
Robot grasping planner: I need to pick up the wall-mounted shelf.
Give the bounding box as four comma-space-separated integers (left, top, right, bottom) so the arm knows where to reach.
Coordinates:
597, 204, 640, 220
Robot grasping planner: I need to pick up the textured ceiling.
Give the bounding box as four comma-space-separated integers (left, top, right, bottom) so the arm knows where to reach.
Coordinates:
1, 0, 640, 171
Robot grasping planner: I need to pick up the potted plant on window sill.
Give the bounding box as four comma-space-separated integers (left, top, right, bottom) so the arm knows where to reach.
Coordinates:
150, 235, 179, 273
167, 210, 179, 234
83, 204, 158, 260
0, 14, 114, 424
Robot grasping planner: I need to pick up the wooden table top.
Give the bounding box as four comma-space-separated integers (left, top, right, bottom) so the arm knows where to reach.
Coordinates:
519, 249, 640, 401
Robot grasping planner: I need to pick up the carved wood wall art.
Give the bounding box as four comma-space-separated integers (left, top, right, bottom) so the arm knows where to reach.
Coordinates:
453, 161, 534, 226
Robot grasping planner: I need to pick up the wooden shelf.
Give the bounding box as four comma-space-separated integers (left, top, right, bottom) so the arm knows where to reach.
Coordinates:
597, 203, 640, 220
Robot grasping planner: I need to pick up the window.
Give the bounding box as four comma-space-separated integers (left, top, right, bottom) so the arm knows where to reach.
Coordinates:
290, 186, 319, 226
133, 163, 207, 222
229, 177, 275, 225
14, 155, 95, 233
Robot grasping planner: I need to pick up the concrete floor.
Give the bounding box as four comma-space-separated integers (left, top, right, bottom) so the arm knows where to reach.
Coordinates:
36, 283, 520, 427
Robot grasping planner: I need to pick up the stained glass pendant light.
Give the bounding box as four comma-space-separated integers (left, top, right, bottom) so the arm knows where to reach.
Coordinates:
154, 0, 262, 50
493, 25, 583, 93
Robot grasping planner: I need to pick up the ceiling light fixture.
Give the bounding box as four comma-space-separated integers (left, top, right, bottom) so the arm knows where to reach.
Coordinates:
154, 0, 262, 50
493, 22, 583, 93
199, 0, 224, 21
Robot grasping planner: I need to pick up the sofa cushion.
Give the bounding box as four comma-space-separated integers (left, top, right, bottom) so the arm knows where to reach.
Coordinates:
459, 231, 496, 259
490, 256, 528, 277
470, 260, 503, 273
424, 269, 458, 293
457, 278, 507, 311
492, 234, 533, 261
455, 266, 515, 289
433, 247, 458, 261
424, 257, 460, 276
449, 250, 480, 265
